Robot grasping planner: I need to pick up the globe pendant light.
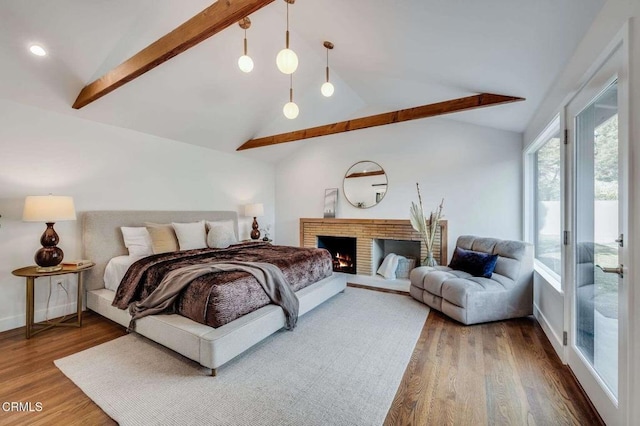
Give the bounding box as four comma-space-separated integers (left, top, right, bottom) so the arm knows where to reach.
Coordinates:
276, 0, 298, 75
283, 74, 299, 119
238, 17, 254, 73
321, 41, 335, 97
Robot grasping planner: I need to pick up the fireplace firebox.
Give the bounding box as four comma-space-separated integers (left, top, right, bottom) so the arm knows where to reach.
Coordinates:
317, 236, 357, 274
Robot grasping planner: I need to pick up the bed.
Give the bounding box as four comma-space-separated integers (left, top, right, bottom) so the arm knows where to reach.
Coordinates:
82, 210, 346, 375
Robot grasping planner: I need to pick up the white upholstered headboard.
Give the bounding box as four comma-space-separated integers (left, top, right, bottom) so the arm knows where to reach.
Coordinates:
81, 210, 239, 291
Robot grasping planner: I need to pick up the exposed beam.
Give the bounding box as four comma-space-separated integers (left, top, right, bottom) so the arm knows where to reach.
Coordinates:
73, 0, 275, 109
237, 93, 524, 151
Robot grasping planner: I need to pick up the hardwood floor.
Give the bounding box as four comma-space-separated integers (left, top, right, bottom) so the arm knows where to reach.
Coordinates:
0, 309, 601, 425
0, 312, 124, 426
385, 310, 603, 426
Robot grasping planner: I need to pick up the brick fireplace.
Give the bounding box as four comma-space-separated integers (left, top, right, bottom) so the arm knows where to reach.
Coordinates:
300, 218, 448, 276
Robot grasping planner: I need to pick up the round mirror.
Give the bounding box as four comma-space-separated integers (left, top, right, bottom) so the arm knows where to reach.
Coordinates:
343, 161, 388, 209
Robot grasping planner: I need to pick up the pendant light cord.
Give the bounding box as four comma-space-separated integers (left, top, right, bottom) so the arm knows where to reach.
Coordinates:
243, 29, 248, 55
285, 2, 290, 49
326, 48, 330, 82
289, 74, 293, 102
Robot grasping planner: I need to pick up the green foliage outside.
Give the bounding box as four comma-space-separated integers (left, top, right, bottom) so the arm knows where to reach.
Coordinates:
535, 136, 561, 201
535, 114, 618, 202
594, 115, 618, 200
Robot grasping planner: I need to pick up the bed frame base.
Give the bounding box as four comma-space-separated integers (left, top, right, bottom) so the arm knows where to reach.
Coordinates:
87, 273, 346, 373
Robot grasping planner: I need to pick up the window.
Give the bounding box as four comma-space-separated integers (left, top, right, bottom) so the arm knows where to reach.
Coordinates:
527, 117, 562, 282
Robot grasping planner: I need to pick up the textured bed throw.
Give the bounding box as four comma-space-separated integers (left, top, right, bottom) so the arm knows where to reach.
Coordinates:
113, 243, 331, 328
128, 261, 299, 330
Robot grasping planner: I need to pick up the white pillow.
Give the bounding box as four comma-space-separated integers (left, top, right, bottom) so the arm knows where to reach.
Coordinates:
172, 221, 207, 250
120, 227, 153, 257
206, 221, 238, 248
377, 253, 402, 279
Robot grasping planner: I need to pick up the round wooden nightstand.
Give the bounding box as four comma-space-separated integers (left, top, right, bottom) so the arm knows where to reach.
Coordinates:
12, 263, 95, 339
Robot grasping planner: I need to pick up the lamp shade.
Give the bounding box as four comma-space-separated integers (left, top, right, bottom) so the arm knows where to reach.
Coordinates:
238, 55, 254, 73
321, 82, 335, 97
276, 48, 298, 74
244, 203, 264, 217
283, 101, 299, 119
23, 196, 76, 222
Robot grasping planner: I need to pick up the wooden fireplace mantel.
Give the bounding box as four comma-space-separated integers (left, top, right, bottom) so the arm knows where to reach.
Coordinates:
300, 218, 448, 276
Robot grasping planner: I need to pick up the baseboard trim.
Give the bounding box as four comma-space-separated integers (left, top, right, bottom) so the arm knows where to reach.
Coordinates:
0, 302, 79, 333
533, 302, 565, 362
342, 273, 410, 293
347, 283, 409, 296
0, 315, 24, 333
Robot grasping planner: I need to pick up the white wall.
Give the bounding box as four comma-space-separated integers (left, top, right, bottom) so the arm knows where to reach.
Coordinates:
524, 1, 640, 422
0, 99, 275, 332
275, 117, 523, 253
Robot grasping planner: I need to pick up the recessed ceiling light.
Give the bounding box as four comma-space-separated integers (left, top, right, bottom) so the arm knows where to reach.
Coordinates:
29, 45, 47, 56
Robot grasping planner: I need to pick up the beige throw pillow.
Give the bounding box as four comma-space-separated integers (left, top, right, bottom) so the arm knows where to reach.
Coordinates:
145, 222, 179, 254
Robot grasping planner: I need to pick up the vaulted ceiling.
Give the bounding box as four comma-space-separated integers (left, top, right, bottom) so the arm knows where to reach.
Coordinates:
0, 0, 604, 162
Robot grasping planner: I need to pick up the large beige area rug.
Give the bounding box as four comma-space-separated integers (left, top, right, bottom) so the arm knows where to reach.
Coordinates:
55, 287, 428, 426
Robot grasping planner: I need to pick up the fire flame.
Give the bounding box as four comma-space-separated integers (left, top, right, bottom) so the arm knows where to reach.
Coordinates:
335, 252, 352, 268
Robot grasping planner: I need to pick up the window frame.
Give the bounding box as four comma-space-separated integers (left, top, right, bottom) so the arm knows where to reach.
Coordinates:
524, 115, 563, 291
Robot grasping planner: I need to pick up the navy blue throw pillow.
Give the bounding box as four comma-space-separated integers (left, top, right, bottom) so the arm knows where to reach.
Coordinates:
449, 247, 498, 278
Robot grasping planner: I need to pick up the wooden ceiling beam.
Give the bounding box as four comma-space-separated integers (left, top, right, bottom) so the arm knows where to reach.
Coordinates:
72, 0, 275, 109
346, 170, 385, 179
237, 93, 524, 151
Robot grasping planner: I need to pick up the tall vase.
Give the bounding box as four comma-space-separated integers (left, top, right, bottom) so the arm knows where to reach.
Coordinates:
423, 250, 437, 267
